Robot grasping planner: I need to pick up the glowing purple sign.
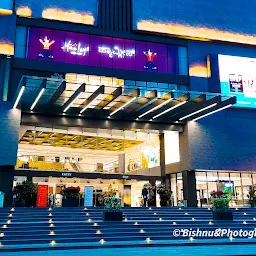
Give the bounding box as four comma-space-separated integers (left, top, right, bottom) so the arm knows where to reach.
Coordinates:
61, 40, 89, 56
26, 27, 179, 74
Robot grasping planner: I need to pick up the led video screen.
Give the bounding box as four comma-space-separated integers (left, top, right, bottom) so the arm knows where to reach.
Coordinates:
219, 55, 256, 109
26, 27, 179, 74
15, 0, 97, 25
133, 0, 256, 45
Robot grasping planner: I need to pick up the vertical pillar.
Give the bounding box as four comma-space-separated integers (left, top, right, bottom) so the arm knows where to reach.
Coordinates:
149, 180, 156, 206
118, 154, 125, 173
0, 102, 21, 206
159, 133, 166, 183
182, 170, 197, 207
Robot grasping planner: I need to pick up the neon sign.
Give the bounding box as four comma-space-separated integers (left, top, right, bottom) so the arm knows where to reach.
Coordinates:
61, 40, 89, 56
98, 46, 135, 58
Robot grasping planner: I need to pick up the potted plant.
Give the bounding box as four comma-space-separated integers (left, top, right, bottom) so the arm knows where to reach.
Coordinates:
143, 183, 156, 206
61, 186, 80, 207
103, 196, 123, 221
211, 190, 233, 220
157, 184, 171, 207
13, 180, 37, 207
248, 186, 256, 208
98, 185, 117, 206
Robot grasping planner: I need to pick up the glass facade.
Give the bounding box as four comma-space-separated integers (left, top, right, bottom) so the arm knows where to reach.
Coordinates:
171, 171, 256, 207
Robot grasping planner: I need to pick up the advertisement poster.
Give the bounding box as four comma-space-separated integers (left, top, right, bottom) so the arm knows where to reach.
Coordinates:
84, 186, 93, 207
36, 185, 48, 207
218, 54, 256, 109
26, 27, 179, 75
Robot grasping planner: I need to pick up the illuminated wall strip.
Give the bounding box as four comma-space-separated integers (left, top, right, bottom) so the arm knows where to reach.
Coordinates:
30, 88, 45, 110
192, 104, 233, 122
109, 97, 137, 117
80, 94, 102, 114
179, 103, 217, 121
13, 86, 25, 109
138, 98, 173, 118
153, 101, 187, 119
63, 92, 83, 113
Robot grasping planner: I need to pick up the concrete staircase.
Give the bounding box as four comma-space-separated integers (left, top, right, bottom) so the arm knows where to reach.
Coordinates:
0, 207, 256, 252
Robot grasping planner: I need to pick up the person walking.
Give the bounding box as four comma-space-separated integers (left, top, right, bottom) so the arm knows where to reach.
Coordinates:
142, 187, 148, 207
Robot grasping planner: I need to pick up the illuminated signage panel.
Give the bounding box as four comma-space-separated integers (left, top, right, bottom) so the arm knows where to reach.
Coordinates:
26, 27, 179, 74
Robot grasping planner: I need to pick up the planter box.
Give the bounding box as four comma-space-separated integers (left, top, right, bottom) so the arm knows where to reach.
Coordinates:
104, 211, 123, 221
62, 198, 79, 207
213, 211, 233, 220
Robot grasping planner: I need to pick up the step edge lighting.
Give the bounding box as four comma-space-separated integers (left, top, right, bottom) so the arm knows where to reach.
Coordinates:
179, 103, 217, 121
80, 94, 102, 114
192, 104, 233, 121
152, 101, 186, 119
109, 97, 136, 116
30, 88, 45, 110
63, 91, 83, 113
13, 86, 25, 109
138, 98, 173, 119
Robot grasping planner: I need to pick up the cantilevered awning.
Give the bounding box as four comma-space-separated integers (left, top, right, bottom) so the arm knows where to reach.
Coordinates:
12, 76, 236, 124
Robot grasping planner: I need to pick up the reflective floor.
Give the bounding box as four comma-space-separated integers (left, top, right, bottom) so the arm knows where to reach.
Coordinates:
1, 245, 256, 256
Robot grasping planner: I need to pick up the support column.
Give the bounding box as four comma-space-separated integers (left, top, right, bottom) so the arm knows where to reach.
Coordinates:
0, 166, 14, 207
149, 180, 156, 206
182, 170, 197, 207
0, 102, 21, 206
118, 154, 125, 173
159, 133, 166, 183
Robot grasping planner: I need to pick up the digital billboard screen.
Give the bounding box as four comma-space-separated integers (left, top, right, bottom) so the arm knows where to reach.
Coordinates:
219, 55, 256, 109
26, 27, 179, 75
15, 0, 97, 26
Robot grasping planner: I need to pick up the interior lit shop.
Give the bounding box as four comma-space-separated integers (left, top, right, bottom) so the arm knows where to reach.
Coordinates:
15, 126, 179, 207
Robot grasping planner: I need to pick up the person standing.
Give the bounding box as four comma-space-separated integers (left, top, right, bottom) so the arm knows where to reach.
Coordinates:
142, 187, 148, 207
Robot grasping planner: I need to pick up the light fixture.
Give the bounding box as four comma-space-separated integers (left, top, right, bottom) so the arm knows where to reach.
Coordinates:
8, 214, 12, 217
10, 208, 14, 212
50, 240, 56, 246
96, 230, 101, 234
138, 98, 173, 118
243, 221, 247, 224
30, 88, 45, 110
185, 213, 188, 215
140, 229, 145, 233
6, 220, 11, 224
178, 208, 181, 210
154, 212, 157, 215
84, 208, 87, 210
63, 83, 85, 113
49, 219, 53, 223
50, 224, 54, 227
49, 213, 52, 217
173, 222, 176, 225
49, 208, 52, 211
229, 236, 234, 241
149, 207, 152, 210
134, 222, 139, 225
49, 231, 55, 235
192, 218, 195, 221
146, 237, 151, 242
192, 104, 233, 121
0, 233, 4, 237
244, 212, 247, 215
100, 239, 105, 244
189, 237, 194, 241
13, 86, 25, 109
86, 213, 89, 216
109, 97, 137, 116
88, 219, 92, 222
2, 225, 7, 229
208, 221, 212, 225
153, 101, 187, 119
253, 218, 256, 221
93, 223, 98, 226
159, 218, 162, 221
235, 208, 238, 210
124, 218, 128, 222
179, 103, 217, 121
64, 91, 83, 112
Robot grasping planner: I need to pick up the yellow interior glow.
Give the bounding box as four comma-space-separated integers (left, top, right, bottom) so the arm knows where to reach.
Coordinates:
137, 20, 256, 46
0, 41, 14, 55
16, 6, 32, 17
189, 63, 208, 78
0, 9, 13, 15
42, 8, 94, 25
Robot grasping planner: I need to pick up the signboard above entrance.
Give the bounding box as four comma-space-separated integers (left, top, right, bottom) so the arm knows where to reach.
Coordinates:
26, 27, 179, 75
218, 55, 256, 109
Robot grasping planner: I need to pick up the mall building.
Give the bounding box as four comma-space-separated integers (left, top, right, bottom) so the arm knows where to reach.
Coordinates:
0, 0, 256, 207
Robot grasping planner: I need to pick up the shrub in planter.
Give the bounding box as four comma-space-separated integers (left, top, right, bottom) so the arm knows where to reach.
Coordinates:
103, 196, 123, 221
98, 185, 117, 205
157, 184, 171, 207
211, 190, 233, 220
61, 186, 80, 207
13, 180, 37, 207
